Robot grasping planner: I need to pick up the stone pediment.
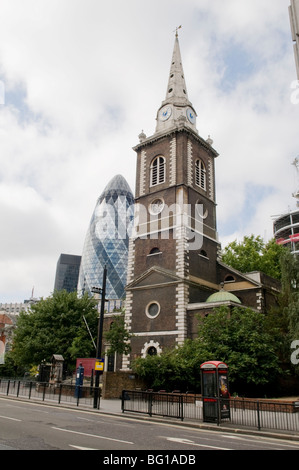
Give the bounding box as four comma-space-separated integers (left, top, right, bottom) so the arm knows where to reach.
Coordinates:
126, 266, 182, 290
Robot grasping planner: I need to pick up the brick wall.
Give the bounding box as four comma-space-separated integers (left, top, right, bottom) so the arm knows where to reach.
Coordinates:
101, 371, 147, 399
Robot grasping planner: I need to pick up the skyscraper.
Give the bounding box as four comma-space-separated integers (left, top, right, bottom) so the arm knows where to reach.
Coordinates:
77, 174, 134, 302
54, 254, 81, 293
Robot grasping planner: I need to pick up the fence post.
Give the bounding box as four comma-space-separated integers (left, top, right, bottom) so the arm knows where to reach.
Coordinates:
29, 382, 32, 400
257, 400, 261, 430
121, 390, 125, 413
6, 380, 10, 396
148, 392, 153, 417
217, 398, 220, 426
58, 384, 62, 404
180, 394, 184, 421
17, 381, 20, 397
42, 383, 46, 401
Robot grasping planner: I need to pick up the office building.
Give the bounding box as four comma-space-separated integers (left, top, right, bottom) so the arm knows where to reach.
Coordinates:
77, 174, 134, 301
54, 254, 81, 293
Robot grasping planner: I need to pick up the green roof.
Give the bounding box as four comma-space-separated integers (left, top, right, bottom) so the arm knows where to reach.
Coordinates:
206, 291, 241, 304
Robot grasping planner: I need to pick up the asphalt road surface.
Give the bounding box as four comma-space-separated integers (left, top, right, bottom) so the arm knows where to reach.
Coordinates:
0, 397, 299, 453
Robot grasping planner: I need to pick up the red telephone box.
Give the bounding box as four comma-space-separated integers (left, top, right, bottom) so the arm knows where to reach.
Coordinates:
200, 361, 230, 423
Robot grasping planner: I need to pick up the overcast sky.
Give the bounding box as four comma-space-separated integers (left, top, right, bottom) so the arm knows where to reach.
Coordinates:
0, 0, 298, 303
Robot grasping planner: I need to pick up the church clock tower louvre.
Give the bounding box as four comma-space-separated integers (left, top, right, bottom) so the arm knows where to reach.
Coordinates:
122, 31, 220, 371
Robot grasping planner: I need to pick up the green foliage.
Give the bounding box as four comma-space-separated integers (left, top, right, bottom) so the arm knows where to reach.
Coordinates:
221, 235, 284, 279
194, 306, 281, 390
133, 344, 203, 392
280, 250, 299, 338
10, 290, 98, 370
132, 306, 282, 394
0, 352, 26, 377
276, 250, 299, 376
104, 310, 133, 356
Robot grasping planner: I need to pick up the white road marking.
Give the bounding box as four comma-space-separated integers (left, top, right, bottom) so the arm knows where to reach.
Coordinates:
0, 415, 22, 422
222, 434, 299, 449
69, 445, 98, 450
52, 426, 134, 445
166, 437, 232, 450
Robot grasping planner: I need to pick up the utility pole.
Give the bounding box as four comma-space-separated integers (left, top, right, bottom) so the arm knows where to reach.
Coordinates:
92, 265, 107, 409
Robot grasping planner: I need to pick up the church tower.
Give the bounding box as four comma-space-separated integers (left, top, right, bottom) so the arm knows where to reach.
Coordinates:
122, 32, 220, 370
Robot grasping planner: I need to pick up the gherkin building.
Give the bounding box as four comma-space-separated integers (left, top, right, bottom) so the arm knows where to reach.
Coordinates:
78, 174, 134, 301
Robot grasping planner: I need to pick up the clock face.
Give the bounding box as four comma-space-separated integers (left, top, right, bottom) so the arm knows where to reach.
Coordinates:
159, 106, 172, 121
186, 107, 196, 124
149, 198, 164, 215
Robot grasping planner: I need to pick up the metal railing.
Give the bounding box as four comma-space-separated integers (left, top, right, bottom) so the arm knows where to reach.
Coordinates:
1, 380, 299, 434
121, 390, 299, 433
0, 379, 98, 408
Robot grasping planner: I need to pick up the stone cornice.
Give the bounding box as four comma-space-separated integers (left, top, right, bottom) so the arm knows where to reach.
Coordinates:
133, 125, 219, 158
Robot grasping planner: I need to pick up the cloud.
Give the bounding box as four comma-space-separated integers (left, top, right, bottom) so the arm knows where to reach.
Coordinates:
0, 0, 297, 302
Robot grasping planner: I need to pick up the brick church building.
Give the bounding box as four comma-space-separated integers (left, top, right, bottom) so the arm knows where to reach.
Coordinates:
118, 32, 280, 372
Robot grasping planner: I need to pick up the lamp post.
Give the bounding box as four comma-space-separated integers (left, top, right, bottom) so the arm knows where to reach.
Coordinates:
91, 265, 107, 409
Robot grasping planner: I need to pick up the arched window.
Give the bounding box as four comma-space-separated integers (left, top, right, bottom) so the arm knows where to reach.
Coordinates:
224, 275, 235, 283
141, 340, 162, 358
147, 347, 157, 356
149, 247, 160, 255
195, 159, 206, 190
150, 156, 165, 186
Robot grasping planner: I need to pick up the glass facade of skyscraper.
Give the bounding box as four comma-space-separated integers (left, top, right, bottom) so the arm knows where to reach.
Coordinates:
77, 174, 134, 301
54, 254, 81, 293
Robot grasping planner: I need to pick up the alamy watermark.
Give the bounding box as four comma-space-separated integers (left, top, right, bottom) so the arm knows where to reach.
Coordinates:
0, 80, 4, 105
95, 200, 205, 251
290, 80, 299, 104
291, 340, 299, 365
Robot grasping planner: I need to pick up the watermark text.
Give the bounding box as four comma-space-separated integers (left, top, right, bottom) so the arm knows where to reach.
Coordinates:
290, 80, 299, 105
291, 340, 299, 365
0, 80, 4, 105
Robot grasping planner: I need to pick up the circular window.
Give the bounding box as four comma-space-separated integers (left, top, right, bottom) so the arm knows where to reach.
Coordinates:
146, 301, 160, 319
149, 198, 164, 215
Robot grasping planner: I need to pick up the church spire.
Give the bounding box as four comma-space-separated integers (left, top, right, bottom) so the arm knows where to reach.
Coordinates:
163, 28, 191, 107
155, 29, 197, 134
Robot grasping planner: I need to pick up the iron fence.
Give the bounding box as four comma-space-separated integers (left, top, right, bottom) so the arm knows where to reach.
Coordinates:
121, 390, 299, 433
0, 379, 97, 408
1, 380, 299, 434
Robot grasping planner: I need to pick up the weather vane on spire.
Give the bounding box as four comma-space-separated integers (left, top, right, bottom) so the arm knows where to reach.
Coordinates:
174, 25, 182, 37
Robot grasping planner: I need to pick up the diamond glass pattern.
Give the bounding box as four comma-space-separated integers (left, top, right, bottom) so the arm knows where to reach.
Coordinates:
78, 175, 134, 300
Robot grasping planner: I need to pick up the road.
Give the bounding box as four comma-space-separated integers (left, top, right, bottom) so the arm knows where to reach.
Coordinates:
0, 397, 299, 452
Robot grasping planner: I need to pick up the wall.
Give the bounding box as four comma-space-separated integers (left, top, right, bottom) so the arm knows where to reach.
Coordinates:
101, 371, 147, 398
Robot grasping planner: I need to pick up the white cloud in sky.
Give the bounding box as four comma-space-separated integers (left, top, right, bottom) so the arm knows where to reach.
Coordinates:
0, 0, 298, 302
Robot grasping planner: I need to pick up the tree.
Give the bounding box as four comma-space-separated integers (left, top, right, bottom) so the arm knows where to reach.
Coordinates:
280, 250, 299, 339
194, 306, 282, 394
275, 249, 299, 377
132, 306, 282, 395
104, 310, 133, 356
10, 290, 98, 371
133, 344, 203, 392
221, 235, 284, 280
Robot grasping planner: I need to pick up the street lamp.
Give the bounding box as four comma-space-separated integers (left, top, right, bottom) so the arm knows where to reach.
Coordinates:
91, 265, 107, 409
